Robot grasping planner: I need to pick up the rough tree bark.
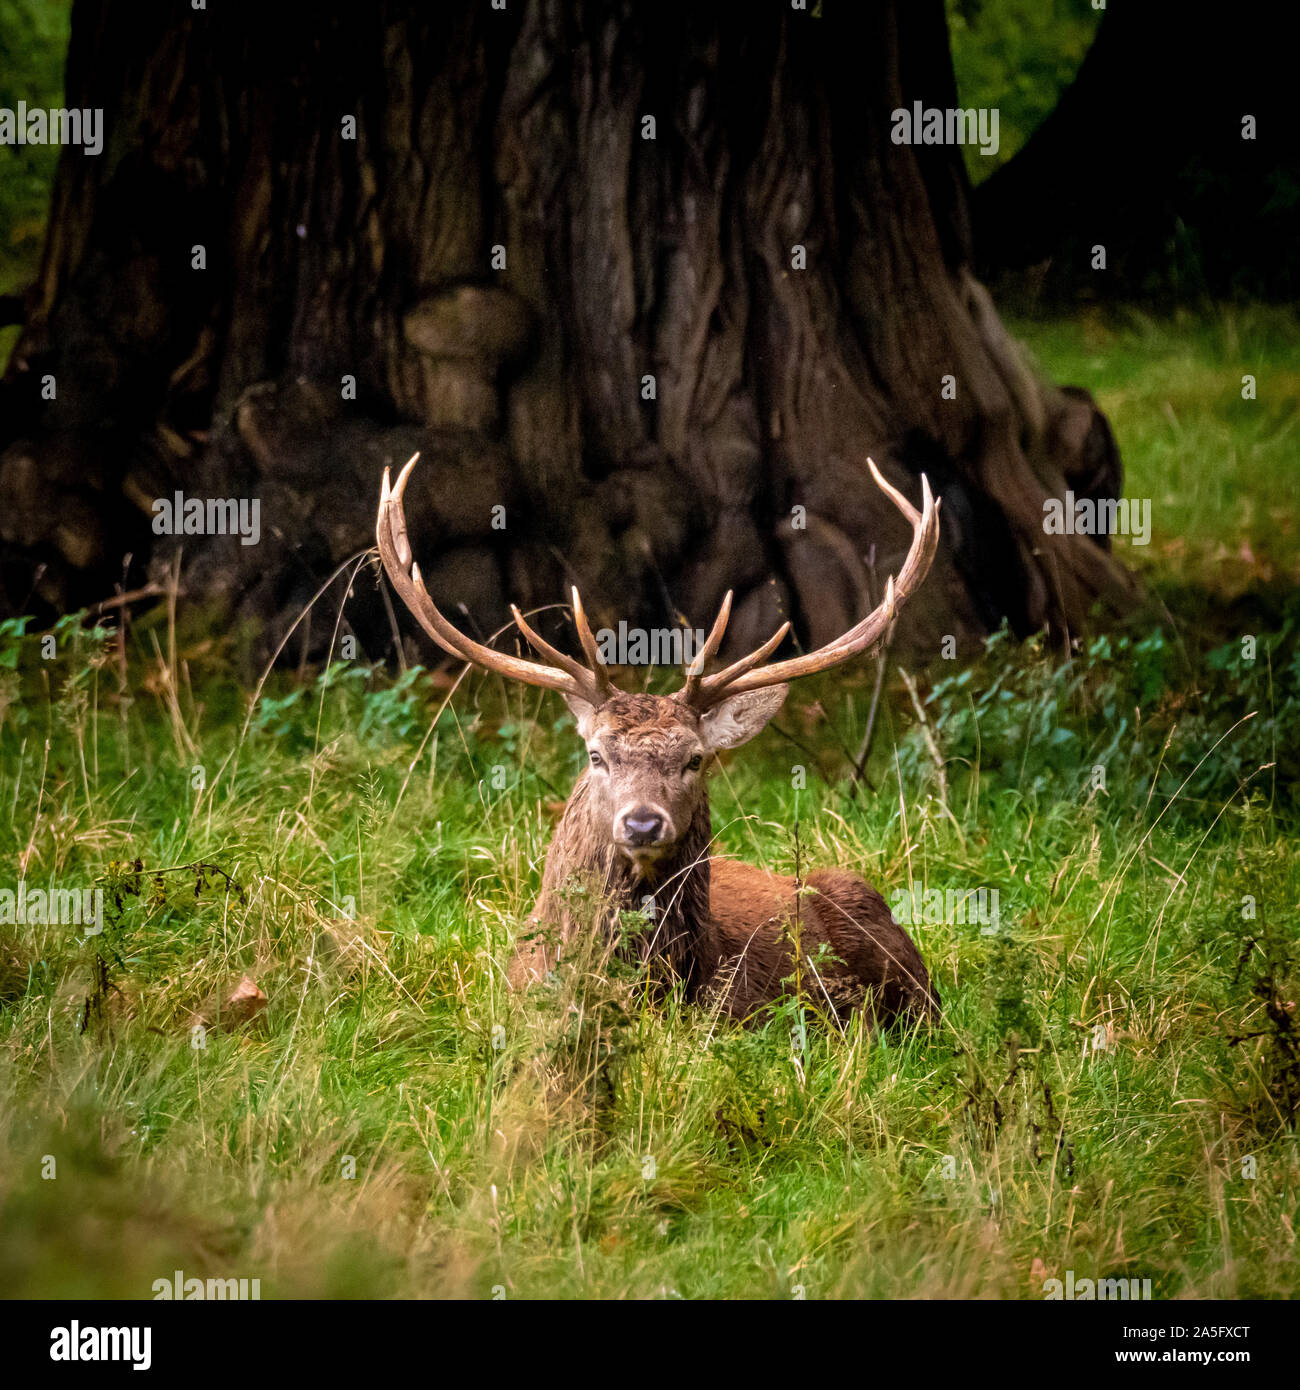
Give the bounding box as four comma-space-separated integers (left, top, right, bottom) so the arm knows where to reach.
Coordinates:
0, 0, 1133, 666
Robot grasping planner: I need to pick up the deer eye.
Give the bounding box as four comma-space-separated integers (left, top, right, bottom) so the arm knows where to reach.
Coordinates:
685, 753, 703, 773
588, 749, 605, 769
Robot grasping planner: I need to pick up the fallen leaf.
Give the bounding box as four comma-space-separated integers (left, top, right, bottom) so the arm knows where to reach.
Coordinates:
188, 974, 267, 1032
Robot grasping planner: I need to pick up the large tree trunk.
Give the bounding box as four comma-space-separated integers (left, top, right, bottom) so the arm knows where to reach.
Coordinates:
973, 0, 1294, 302
0, 0, 1132, 666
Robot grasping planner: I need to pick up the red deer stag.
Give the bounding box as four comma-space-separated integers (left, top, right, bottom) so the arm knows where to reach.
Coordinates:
376, 455, 942, 1026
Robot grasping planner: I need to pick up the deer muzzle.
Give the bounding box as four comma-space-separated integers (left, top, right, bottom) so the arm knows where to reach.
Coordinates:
614, 804, 673, 866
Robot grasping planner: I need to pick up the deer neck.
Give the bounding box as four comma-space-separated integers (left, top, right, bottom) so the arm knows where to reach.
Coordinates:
540, 772, 713, 985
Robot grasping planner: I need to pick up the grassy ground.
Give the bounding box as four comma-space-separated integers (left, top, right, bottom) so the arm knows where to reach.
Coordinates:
1, 308, 1298, 1299
1015, 305, 1300, 601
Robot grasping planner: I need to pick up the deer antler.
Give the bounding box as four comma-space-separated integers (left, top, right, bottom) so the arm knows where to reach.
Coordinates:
677, 457, 941, 711
376, 454, 615, 707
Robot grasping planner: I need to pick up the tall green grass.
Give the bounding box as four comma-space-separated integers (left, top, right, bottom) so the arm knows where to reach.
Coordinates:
1, 311, 1297, 1296
1014, 305, 1300, 601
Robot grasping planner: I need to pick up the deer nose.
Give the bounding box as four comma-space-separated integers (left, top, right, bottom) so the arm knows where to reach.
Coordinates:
621, 809, 665, 845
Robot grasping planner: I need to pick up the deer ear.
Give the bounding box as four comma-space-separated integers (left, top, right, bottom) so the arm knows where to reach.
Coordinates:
564, 692, 600, 739
699, 684, 789, 752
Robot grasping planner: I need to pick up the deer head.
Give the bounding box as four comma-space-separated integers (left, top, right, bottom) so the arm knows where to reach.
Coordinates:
376, 454, 940, 879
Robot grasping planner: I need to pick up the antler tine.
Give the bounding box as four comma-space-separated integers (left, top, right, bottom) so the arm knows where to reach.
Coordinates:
569, 587, 606, 673
377, 458, 476, 666
679, 457, 941, 710
864, 454, 920, 526
678, 589, 733, 701
691, 618, 791, 691
511, 602, 615, 701
376, 454, 611, 705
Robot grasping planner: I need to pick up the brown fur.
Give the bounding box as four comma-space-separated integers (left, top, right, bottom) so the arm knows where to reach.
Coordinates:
703, 860, 938, 1023
508, 691, 939, 1026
